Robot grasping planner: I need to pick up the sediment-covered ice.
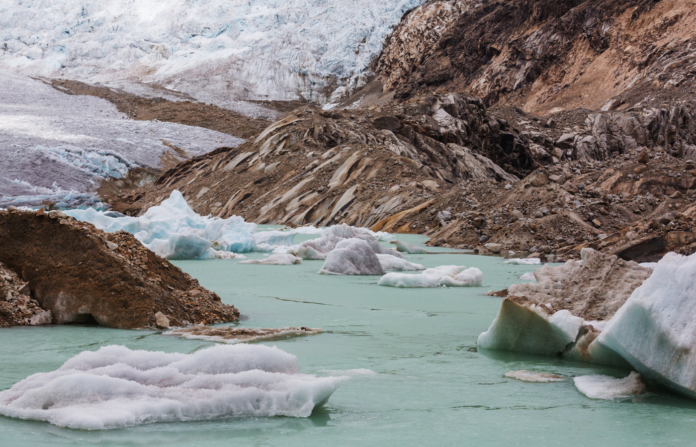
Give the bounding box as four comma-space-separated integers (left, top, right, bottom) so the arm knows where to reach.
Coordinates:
0, 71, 242, 208
505, 258, 541, 265
378, 266, 483, 288
574, 372, 647, 400
597, 252, 696, 398
166, 326, 321, 344
505, 370, 565, 383
389, 240, 428, 254
0, 0, 425, 106
0, 344, 345, 430
319, 239, 385, 276
66, 190, 258, 259
240, 254, 302, 265
377, 254, 424, 271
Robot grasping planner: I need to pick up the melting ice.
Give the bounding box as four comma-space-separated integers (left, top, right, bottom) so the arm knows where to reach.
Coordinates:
0, 344, 345, 429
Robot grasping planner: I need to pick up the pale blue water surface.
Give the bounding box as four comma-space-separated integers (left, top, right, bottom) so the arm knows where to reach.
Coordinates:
1, 233, 695, 446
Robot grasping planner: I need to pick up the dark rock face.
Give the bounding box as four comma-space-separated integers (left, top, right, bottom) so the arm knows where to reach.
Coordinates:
0, 210, 239, 329
0, 262, 51, 327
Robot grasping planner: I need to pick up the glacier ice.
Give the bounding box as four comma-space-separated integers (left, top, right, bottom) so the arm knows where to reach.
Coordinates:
597, 252, 696, 398
319, 239, 385, 276
505, 370, 565, 383
504, 258, 541, 265
0, 71, 243, 208
0, 0, 425, 106
519, 272, 536, 281
0, 344, 346, 430
295, 224, 398, 260
240, 254, 302, 265
574, 372, 647, 400
390, 240, 428, 254
377, 254, 425, 271
378, 266, 483, 288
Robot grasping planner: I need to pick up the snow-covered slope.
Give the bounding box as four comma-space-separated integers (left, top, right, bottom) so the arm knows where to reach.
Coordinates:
0, 0, 425, 105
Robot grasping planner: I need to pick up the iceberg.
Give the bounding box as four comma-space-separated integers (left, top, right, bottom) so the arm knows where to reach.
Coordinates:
319, 239, 385, 276
389, 240, 428, 254
504, 258, 541, 265
166, 326, 321, 344
378, 266, 483, 288
519, 272, 536, 281
0, 344, 346, 430
295, 224, 400, 260
377, 254, 425, 271
505, 370, 565, 383
597, 252, 696, 398
574, 372, 647, 400
240, 254, 302, 265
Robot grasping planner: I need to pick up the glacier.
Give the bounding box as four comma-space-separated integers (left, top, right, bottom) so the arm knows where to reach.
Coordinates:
0, 344, 346, 429
0, 71, 243, 208
0, 0, 426, 106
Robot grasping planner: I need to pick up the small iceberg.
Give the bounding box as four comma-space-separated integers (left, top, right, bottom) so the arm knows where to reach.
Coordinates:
295, 224, 400, 260
0, 345, 345, 430
378, 265, 483, 288
319, 239, 385, 275
505, 258, 541, 265
574, 372, 647, 400
389, 240, 428, 254
166, 326, 322, 343
519, 272, 536, 281
377, 254, 424, 271
505, 370, 565, 383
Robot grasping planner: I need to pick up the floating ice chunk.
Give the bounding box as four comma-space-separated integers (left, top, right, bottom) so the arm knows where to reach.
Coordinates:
0, 344, 345, 430
319, 238, 385, 275
378, 266, 483, 288
197, 249, 247, 260
478, 303, 583, 356
574, 372, 647, 399
166, 326, 321, 344
389, 240, 428, 254
377, 254, 424, 271
239, 254, 302, 265
639, 262, 657, 270
597, 252, 696, 398
66, 190, 258, 259
519, 272, 536, 281
253, 231, 297, 246
505, 258, 541, 265
298, 224, 400, 261
505, 370, 565, 383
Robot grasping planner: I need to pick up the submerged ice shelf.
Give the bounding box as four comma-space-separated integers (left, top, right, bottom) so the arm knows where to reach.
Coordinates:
0, 71, 242, 208
0, 344, 345, 429
0, 0, 425, 105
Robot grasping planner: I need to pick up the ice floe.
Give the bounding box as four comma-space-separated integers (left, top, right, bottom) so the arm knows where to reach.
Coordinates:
378, 266, 483, 288
390, 240, 428, 254
504, 258, 541, 265
505, 370, 565, 383
597, 251, 696, 398
377, 254, 425, 271
574, 372, 647, 400
240, 254, 302, 265
319, 239, 385, 276
0, 344, 345, 429
166, 326, 321, 343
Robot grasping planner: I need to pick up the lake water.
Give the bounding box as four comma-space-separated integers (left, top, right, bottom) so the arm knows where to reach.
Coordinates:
1, 233, 695, 446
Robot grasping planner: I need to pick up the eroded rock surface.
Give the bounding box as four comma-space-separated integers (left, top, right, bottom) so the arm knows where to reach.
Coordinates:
0, 209, 239, 329
0, 262, 51, 327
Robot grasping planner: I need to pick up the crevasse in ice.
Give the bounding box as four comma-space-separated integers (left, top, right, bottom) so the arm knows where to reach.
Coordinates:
0, 344, 346, 429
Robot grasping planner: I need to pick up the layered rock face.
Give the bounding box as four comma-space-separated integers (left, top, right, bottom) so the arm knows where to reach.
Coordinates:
111, 94, 534, 229
0, 209, 239, 328
0, 263, 51, 327
378, 0, 696, 115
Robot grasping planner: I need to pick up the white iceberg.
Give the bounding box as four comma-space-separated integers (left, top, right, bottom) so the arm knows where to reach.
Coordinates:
377, 254, 424, 271
239, 254, 302, 265
574, 372, 647, 400
0, 344, 346, 430
505, 258, 541, 265
389, 240, 428, 254
319, 239, 385, 276
597, 252, 696, 398
519, 272, 536, 281
296, 224, 399, 260
166, 326, 321, 343
378, 265, 483, 288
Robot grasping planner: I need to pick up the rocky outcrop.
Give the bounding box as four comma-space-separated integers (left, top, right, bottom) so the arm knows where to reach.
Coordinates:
0, 262, 51, 327
478, 249, 651, 363
110, 93, 535, 229
0, 209, 239, 329
378, 0, 696, 115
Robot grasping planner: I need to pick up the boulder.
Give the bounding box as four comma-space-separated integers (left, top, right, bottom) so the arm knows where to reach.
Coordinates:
530, 173, 548, 187
0, 210, 239, 329
155, 312, 170, 329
